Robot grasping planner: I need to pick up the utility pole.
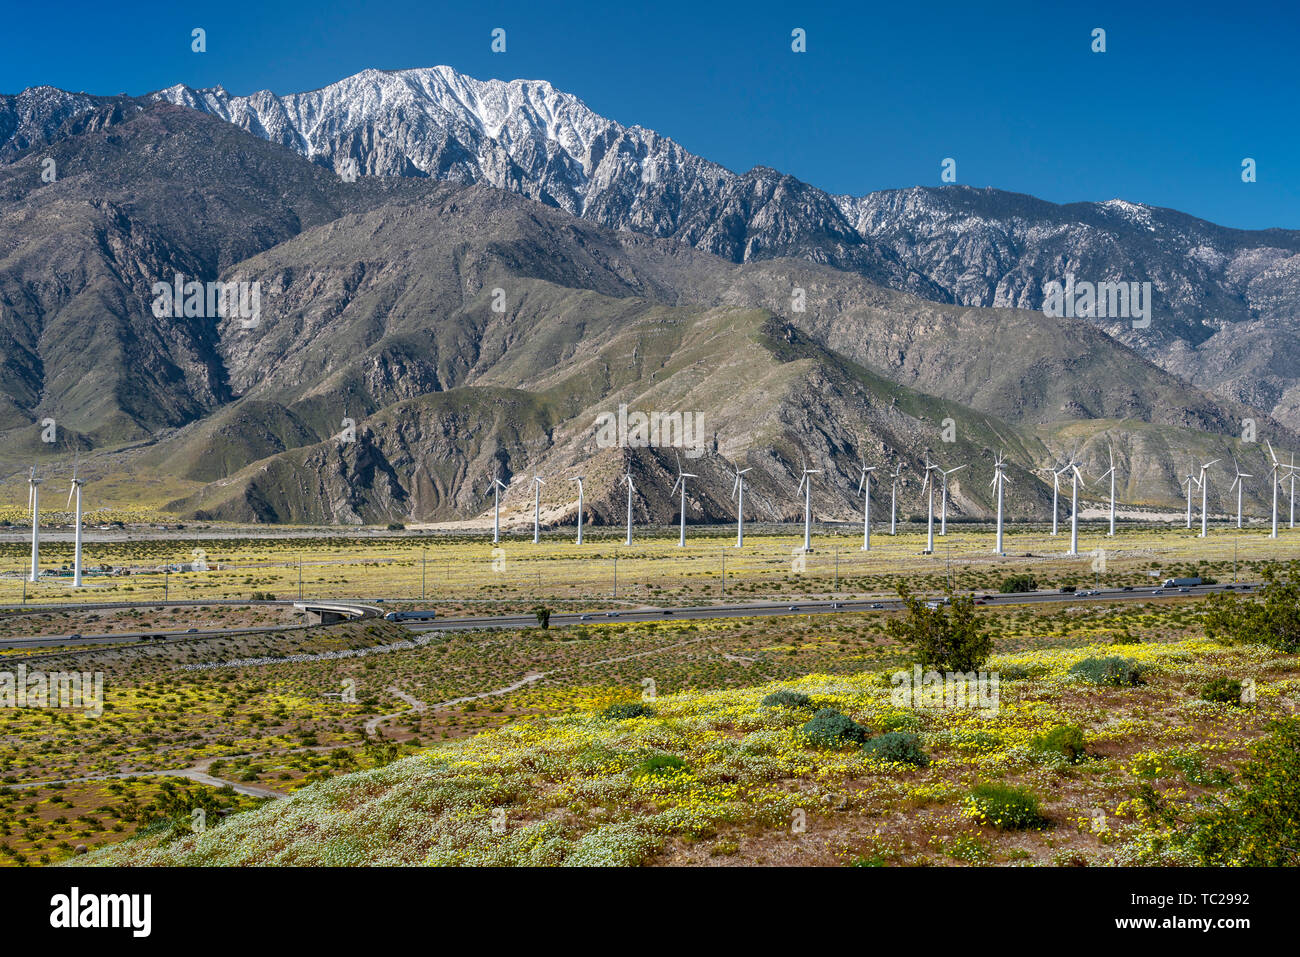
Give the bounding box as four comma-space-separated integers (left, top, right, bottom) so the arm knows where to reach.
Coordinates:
613, 553, 618, 598
833, 547, 839, 593
164, 570, 169, 602
421, 548, 426, 602
298, 559, 303, 601
721, 548, 726, 596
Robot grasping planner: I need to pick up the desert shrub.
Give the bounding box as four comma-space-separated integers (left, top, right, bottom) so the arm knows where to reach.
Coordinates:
386, 522, 405, 531
1030, 724, 1087, 763
862, 732, 929, 767
632, 754, 689, 777
762, 690, 813, 709
801, 708, 870, 747
996, 662, 1048, 681
1199, 677, 1245, 705
533, 606, 551, 629
1203, 564, 1300, 653
886, 584, 991, 672
1068, 656, 1144, 687
964, 783, 1047, 830
998, 574, 1037, 594
877, 711, 922, 733
1182, 720, 1300, 865
602, 702, 655, 720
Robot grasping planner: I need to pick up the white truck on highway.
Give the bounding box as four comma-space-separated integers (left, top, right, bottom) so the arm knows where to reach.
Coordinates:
1162, 577, 1202, 588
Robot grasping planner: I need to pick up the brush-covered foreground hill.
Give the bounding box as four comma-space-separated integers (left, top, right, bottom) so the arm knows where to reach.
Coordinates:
86, 636, 1297, 866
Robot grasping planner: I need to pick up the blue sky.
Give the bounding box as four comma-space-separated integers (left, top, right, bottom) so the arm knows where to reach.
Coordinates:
3, 0, 1297, 229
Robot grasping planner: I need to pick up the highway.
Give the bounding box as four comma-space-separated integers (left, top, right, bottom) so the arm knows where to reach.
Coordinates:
405, 581, 1249, 634
0, 582, 1250, 651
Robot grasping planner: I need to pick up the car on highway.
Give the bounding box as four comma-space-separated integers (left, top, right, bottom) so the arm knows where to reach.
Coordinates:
788, 605, 800, 611
605, 611, 618, 617
869, 602, 884, 609
579, 614, 592, 620
186, 628, 198, 633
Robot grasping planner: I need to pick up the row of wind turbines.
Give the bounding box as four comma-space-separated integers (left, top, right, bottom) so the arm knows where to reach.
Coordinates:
486, 441, 1300, 554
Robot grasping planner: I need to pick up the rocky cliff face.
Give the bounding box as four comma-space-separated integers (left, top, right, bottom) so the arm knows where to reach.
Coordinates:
146, 66, 1300, 427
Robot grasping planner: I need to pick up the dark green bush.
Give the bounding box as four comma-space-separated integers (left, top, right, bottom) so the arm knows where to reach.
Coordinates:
602, 702, 655, 720
998, 574, 1038, 594
1183, 720, 1300, 865
862, 732, 929, 767
632, 754, 688, 777
1199, 677, 1244, 705
1030, 724, 1087, 763
1203, 563, 1300, 653
886, 584, 991, 672
801, 708, 870, 747
1068, 656, 1144, 687
966, 783, 1047, 830
762, 690, 813, 709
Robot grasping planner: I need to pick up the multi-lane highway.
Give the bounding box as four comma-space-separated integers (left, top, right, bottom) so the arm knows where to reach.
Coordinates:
0, 582, 1251, 651
405, 581, 1249, 634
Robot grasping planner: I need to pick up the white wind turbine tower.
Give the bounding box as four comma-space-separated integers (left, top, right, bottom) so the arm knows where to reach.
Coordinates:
991, 453, 1011, 555
1197, 458, 1220, 538
489, 474, 507, 544
1097, 449, 1117, 537
730, 461, 752, 548
1035, 463, 1064, 535
531, 476, 545, 544
1064, 458, 1084, 556
939, 464, 966, 535
1181, 469, 1197, 530
919, 456, 942, 555
796, 461, 822, 552
570, 476, 585, 545
857, 462, 876, 551
1263, 442, 1294, 538
622, 468, 635, 546
27, 466, 41, 583
1228, 458, 1251, 530
67, 458, 84, 587
672, 453, 697, 548
888, 462, 905, 535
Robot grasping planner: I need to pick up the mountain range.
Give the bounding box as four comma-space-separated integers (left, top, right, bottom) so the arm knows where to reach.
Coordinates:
0, 67, 1296, 526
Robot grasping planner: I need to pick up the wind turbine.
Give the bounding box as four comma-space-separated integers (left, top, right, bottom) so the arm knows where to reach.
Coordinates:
671, 453, 697, 548
1197, 458, 1220, 538
857, 462, 877, 551
919, 456, 942, 555
938, 464, 966, 535
570, 476, 584, 545
1097, 449, 1117, 537
1064, 458, 1084, 556
1181, 469, 1197, 530
622, 467, 635, 546
730, 461, 752, 547
796, 461, 821, 552
1054, 463, 1074, 536
1265, 442, 1297, 539
888, 462, 905, 535
1035, 463, 1065, 535
67, 457, 84, 587
27, 467, 41, 583
991, 452, 1011, 555
489, 474, 507, 544
531, 476, 545, 544
1228, 458, 1251, 530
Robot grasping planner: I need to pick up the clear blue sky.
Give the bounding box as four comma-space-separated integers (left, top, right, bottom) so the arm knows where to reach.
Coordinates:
3, 0, 1297, 229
